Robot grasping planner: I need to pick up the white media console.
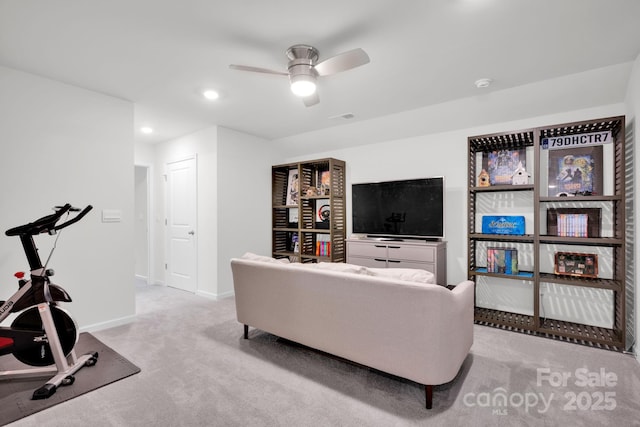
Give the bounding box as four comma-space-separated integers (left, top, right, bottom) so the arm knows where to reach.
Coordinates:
346, 238, 447, 285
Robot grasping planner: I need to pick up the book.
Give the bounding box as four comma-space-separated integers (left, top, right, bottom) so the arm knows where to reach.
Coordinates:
557, 213, 588, 237
546, 208, 601, 238
482, 149, 526, 185
487, 247, 518, 275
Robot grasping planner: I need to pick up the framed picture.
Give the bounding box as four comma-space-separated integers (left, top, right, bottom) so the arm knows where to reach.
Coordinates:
482, 148, 526, 185
315, 199, 330, 229
554, 252, 598, 278
286, 169, 299, 205
546, 208, 601, 237
547, 146, 603, 197
320, 170, 331, 195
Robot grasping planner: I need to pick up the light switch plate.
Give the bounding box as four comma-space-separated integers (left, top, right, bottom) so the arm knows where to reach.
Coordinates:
102, 209, 122, 223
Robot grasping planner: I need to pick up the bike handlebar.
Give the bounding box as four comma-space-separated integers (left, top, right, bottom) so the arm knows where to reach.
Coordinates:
5, 204, 93, 237
53, 205, 93, 232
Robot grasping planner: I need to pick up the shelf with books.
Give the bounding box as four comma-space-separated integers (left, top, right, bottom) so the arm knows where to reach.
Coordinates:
472, 268, 534, 279
468, 115, 627, 351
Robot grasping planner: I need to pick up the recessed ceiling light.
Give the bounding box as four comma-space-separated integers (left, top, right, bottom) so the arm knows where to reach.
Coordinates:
475, 78, 493, 88
203, 90, 219, 100
140, 126, 153, 134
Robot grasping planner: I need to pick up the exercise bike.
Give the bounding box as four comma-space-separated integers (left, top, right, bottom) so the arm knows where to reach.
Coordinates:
0, 203, 98, 399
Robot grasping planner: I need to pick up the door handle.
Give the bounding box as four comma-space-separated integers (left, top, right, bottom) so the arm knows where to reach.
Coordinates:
188, 230, 195, 235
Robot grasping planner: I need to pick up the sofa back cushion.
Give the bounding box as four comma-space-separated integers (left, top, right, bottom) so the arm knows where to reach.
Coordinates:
366, 267, 435, 284
241, 252, 290, 264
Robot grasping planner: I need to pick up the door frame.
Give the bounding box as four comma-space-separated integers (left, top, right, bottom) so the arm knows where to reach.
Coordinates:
134, 164, 152, 284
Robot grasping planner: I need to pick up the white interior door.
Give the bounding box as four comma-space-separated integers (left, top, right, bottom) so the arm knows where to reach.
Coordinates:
166, 157, 197, 292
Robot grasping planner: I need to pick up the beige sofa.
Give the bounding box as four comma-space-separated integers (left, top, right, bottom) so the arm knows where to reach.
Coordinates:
230, 255, 475, 409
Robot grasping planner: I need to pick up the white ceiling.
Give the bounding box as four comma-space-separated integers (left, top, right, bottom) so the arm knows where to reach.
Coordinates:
2, 0, 640, 147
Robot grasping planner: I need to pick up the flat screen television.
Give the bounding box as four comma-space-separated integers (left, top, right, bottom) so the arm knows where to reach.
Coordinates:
351, 177, 444, 240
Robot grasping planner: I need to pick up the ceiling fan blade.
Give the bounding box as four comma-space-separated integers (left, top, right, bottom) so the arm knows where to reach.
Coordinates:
229, 64, 288, 76
303, 92, 320, 107
314, 48, 370, 76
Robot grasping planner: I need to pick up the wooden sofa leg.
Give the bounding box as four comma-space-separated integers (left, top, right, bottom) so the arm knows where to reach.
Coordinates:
425, 385, 433, 409
244, 324, 249, 339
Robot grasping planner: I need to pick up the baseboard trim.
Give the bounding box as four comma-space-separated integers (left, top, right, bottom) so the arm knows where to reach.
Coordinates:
196, 289, 235, 301
80, 314, 136, 333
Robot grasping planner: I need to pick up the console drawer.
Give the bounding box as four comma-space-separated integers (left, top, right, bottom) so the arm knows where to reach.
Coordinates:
387, 244, 435, 262
348, 256, 388, 268
347, 241, 387, 258
387, 259, 435, 273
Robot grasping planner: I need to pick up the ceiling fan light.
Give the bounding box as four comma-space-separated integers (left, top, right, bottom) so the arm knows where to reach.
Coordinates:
290, 74, 317, 97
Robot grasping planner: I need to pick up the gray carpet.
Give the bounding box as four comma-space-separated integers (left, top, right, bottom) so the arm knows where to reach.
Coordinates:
7, 283, 640, 426
0, 332, 140, 426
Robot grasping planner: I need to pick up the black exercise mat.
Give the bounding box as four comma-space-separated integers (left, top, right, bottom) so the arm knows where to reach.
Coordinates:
0, 332, 140, 425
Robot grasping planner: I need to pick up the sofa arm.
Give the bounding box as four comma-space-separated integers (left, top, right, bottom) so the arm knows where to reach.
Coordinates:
436, 280, 475, 378
447, 280, 475, 329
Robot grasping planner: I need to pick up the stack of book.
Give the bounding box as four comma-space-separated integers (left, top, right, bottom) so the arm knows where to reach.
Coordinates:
487, 247, 519, 275
556, 213, 589, 237
315, 234, 331, 257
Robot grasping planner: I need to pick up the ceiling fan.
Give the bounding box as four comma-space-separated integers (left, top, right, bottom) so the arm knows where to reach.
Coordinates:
229, 44, 370, 107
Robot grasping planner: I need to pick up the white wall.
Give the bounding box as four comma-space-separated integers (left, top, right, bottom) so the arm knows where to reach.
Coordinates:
0, 65, 135, 330
279, 104, 625, 286
216, 127, 274, 297
625, 52, 640, 360
149, 126, 273, 298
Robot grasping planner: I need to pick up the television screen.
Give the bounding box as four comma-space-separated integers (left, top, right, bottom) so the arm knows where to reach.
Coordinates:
351, 177, 444, 239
